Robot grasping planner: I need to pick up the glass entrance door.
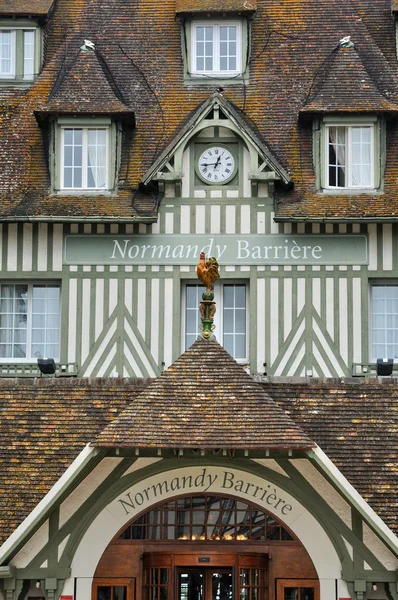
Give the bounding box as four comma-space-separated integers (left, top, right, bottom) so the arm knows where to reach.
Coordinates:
177, 568, 233, 600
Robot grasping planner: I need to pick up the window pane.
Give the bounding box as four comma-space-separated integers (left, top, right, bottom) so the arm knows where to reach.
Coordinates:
372, 285, 398, 359
327, 126, 346, 187
114, 587, 127, 600
23, 30, 35, 80
97, 587, 111, 600
0, 30, 15, 77
63, 129, 83, 188
196, 26, 213, 71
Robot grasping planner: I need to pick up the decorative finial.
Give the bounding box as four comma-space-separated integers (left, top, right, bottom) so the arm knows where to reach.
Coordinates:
196, 252, 220, 340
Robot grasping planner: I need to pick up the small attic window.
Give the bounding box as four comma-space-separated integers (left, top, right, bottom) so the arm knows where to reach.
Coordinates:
181, 18, 249, 84
0, 22, 40, 84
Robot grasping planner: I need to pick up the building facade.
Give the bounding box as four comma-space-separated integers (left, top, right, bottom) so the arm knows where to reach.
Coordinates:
0, 1, 398, 600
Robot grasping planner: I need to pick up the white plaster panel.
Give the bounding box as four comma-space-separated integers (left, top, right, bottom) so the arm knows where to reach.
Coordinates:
291, 459, 352, 528
59, 458, 123, 527
243, 148, 251, 197
253, 459, 289, 478
7, 223, 17, 271
382, 224, 393, 270
22, 223, 33, 271
58, 534, 70, 561
37, 223, 48, 272
76, 577, 93, 600
362, 523, 398, 570
182, 148, 190, 197
122, 457, 163, 477
342, 537, 353, 559
368, 223, 377, 271
10, 521, 49, 568
320, 579, 337, 600
180, 206, 191, 234
71, 466, 342, 580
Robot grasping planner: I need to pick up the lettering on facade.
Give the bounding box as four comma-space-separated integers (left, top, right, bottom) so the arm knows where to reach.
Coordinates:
117, 469, 293, 517
65, 234, 368, 266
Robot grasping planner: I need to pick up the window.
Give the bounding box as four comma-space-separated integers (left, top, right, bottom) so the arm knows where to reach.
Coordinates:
0, 283, 60, 360
119, 495, 295, 541
184, 282, 248, 361
371, 284, 398, 360
191, 22, 242, 77
61, 127, 109, 190
325, 124, 374, 188
92, 579, 135, 600
0, 26, 38, 82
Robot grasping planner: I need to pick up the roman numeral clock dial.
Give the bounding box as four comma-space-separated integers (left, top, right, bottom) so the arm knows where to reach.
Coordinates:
196, 146, 237, 185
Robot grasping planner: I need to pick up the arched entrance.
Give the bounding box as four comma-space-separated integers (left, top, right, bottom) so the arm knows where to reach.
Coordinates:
92, 494, 319, 600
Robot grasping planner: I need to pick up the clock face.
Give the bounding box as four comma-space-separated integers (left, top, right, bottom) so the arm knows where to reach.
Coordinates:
197, 146, 236, 185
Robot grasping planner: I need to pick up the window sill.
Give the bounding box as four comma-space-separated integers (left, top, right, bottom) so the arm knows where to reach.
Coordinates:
54, 190, 115, 196
319, 188, 381, 196
184, 73, 248, 85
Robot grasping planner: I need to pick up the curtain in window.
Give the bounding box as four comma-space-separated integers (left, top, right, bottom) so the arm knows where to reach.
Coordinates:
351, 127, 371, 187
328, 127, 345, 187
87, 129, 107, 188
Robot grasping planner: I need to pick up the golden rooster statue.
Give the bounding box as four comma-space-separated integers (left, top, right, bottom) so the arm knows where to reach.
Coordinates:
196, 252, 220, 293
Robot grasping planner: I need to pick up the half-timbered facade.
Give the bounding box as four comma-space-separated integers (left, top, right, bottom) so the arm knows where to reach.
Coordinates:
0, 1, 398, 600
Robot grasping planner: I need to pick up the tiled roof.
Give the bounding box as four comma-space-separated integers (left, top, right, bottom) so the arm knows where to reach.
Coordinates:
39, 48, 131, 114
175, 0, 257, 14
0, 375, 398, 545
0, 0, 53, 15
93, 339, 314, 449
266, 381, 398, 535
0, 377, 149, 547
301, 45, 398, 113
2, 0, 398, 219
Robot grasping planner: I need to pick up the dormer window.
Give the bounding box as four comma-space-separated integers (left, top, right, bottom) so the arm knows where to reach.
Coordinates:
325, 124, 374, 189
0, 23, 39, 83
61, 126, 109, 190
191, 21, 242, 77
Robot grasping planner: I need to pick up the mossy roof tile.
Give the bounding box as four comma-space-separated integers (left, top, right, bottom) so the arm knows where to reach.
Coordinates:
93, 339, 314, 449
0, 0, 53, 15
0, 375, 397, 544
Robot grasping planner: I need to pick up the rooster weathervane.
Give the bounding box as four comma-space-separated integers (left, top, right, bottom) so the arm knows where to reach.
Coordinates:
196, 252, 220, 340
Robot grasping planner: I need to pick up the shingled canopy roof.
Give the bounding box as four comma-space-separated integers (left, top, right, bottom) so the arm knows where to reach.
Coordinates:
0, 0, 54, 15
1, 375, 398, 545
93, 339, 314, 449
301, 45, 398, 113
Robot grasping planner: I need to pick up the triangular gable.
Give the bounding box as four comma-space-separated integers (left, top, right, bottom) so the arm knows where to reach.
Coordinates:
141, 92, 291, 186
301, 45, 398, 113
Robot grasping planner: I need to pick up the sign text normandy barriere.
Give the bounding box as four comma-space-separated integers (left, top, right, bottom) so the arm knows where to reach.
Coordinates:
64, 234, 368, 266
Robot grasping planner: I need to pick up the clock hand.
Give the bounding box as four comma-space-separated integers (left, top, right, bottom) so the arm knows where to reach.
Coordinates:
213, 151, 225, 169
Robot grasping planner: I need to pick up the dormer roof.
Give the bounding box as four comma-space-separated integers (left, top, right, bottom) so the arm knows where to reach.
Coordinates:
175, 0, 257, 15
301, 45, 398, 114
38, 47, 132, 116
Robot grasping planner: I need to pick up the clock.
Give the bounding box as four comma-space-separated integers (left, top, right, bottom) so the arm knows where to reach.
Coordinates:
196, 145, 237, 185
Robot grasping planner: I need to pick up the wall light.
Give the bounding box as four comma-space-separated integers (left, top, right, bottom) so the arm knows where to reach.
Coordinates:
37, 358, 56, 375
376, 358, 393, 376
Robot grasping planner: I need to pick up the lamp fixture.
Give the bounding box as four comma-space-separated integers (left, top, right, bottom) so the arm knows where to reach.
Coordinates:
37, 358, 56, 376
376, 358, 393, 376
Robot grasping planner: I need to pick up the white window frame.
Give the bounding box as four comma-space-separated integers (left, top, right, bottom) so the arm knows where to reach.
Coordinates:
182, 281, 249, 363
0, 29, 16, 79
370, 282, 398, 362
191, 21, 242, 77
60, 126, 110, 191
324, 123, 375, 189
0, 282, 61, 362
